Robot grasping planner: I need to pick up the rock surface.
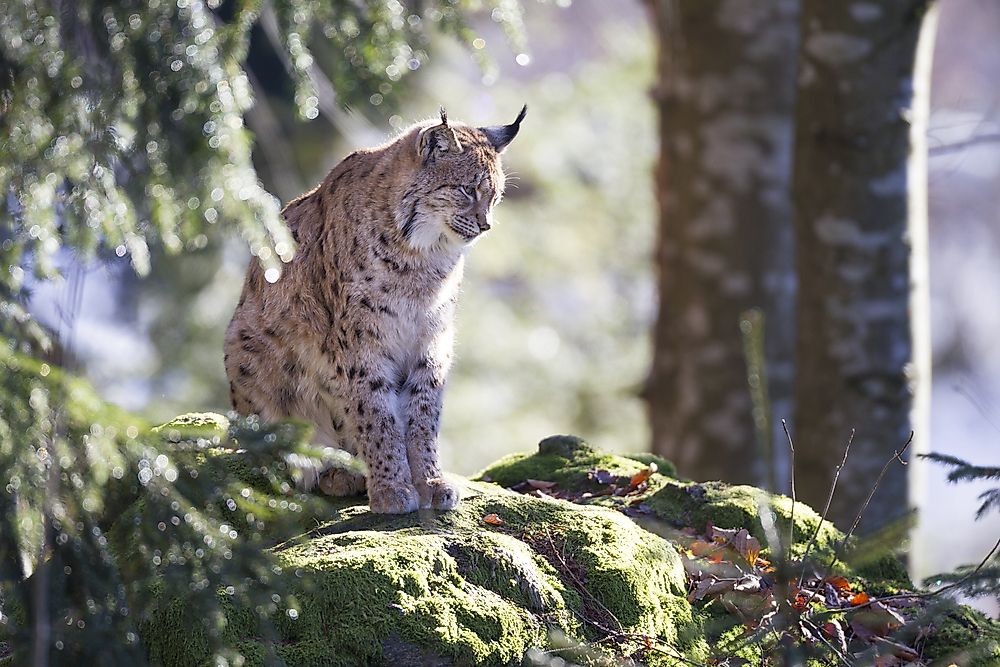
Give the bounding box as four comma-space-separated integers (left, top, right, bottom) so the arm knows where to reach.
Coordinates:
123, 417, 1000, 666
4, 349, 998, 666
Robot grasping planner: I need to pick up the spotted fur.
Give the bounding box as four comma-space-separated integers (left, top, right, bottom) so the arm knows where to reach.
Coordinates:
224, 107, 525, 513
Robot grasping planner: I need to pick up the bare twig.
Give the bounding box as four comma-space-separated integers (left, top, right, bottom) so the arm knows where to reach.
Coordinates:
928, 530, 1000, 597
798, 429, 854, 587
847, 529, 1000, 611
929, 133, 1000, 156
952, 380, 1000, 435
539, 530, 707, 667
822, 432, 914, 575
782, 420, 796, 557
799, 617, 854, 667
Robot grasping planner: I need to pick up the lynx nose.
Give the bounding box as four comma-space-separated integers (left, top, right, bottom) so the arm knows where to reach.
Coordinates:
479, 221, 491, 232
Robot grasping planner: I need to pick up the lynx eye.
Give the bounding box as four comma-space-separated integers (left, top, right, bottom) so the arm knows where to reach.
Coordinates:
458, 186, 475, 201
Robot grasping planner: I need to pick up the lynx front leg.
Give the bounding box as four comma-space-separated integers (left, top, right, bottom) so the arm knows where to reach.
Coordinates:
349, 364, 419, 514
403, 356, 460, 510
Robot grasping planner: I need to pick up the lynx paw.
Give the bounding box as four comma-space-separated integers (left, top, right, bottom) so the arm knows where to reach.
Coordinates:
367, 481, 420, 514
418, 477, 460, 511
317, 467, 367, 497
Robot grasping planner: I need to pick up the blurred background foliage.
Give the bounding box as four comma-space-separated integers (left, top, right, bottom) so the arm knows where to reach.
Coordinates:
43, 2, 656, 473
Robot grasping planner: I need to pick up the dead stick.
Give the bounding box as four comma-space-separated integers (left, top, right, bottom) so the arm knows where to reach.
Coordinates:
782, 420, 796, 559
798, 429, 854, 587
823, 432, 914, 575
848, 529, 1000, 610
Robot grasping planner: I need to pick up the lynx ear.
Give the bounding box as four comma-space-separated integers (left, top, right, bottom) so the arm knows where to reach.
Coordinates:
479, 104, 527, 153
417, 107, 462, 164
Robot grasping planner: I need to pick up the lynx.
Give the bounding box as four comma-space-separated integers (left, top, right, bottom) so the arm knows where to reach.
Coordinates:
224, 106, 526, 514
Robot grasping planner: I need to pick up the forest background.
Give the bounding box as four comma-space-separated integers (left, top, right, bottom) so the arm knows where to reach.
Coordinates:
6, 0, 1000, 619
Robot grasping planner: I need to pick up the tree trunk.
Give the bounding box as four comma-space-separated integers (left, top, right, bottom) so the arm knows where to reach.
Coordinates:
645, 0, 799, 489
792, 1, 936, 531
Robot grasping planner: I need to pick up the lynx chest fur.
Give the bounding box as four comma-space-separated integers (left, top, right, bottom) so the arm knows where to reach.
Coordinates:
224, 107, 525, 514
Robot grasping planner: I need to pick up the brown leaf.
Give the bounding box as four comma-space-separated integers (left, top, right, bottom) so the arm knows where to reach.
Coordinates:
693, 575, 736, 601
850, 601, 906, 639
525, 479, 557, 490
482, 513, 504, 526
732, 575, 762, 592
710, 526, 762, 565
791, 588, 811, 611
628, 462, 658, 489
689, 540, 718, 557
850, 591, 871, 606
825, 583, 842, 608
825, 575, 852, 591
875, 638, 919, 662
822, 620, 849, 655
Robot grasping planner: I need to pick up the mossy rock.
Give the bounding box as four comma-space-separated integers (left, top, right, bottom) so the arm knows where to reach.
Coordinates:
915, 603, 1000, 666
138, 480, 707, 666
477, 438, 842, 562
477, 434, 677, 491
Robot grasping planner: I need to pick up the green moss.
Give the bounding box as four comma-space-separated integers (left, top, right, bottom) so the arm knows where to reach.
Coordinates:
110, 432, 987, 665
853, 554, 913, 594
475, 435, 677, 490
916, 603, 1000, 666
623, 452, 678, 476
713, 621, 767, 667
138, 482, 707, 666
643, 480, 841, 560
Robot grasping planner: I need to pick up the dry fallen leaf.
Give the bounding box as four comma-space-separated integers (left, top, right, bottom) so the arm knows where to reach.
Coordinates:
849, 601, 905, 638
693, 575, 736, 601
525, 479, 557, 490
628, 462, 658, 489
822, 620, 849, 655
711, 526, 762, 565
482, 513, 504, 526
850, 591, 871, 606
689, 540, 718, 557
825, 575, 852, 591
875, 638, 920, 662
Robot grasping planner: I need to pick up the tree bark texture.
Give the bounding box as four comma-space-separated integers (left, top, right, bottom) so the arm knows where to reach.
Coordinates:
792, 1, 936, 531
646, 0, 799, 488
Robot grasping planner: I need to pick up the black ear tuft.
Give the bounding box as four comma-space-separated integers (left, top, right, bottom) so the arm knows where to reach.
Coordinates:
418, 113, 463, 164
478, 104, 527, 153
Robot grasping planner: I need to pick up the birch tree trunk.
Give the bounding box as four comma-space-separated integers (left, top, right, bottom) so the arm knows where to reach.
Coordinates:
645, 0, 799, 488
792, 1, 936, 531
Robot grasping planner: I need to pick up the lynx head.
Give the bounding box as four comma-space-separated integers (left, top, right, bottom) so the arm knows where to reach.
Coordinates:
398, 105, 526, 251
